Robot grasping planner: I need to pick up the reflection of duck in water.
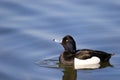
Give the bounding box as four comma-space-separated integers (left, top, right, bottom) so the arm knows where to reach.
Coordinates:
57, 35, 114, 69
62, 67, 77, 80
61, 63, 113, 80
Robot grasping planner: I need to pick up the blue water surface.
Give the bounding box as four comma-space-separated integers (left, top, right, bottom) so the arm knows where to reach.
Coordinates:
0, 0, 120, 80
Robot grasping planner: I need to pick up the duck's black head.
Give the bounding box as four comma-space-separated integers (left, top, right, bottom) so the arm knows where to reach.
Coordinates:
61, 35, 76, 53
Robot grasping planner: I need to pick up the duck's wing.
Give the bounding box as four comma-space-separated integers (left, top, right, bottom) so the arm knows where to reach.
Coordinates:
75, 49, 93, 59
91, 50, 113, 62
75, 49, 113, 62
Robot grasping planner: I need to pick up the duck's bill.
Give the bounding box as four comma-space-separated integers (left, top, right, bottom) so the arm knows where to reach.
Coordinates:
53, 39, 62, 44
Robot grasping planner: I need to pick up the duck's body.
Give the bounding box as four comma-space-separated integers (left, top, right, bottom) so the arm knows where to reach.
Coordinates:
60, 49, 112, 66
59, 35, 114, 67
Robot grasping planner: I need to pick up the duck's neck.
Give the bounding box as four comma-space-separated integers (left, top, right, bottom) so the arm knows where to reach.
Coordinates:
63, 51, 75, 61
65, 49, 76, 54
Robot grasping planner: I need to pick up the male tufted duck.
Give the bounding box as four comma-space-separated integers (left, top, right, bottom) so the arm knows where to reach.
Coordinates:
59, 35, 114, 68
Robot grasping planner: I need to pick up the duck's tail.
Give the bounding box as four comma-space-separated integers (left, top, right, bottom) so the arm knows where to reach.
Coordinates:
104, 53, 115, 62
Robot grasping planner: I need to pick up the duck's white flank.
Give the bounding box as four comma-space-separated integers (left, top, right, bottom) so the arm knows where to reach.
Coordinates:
74, 63, 100, 69
74, 56, 100, 69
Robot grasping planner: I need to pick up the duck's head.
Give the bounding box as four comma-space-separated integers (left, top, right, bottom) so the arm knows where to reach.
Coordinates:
61, 35, 76, 53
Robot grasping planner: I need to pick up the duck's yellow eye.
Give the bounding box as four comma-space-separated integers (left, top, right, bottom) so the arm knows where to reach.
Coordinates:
66, 40, 69, 42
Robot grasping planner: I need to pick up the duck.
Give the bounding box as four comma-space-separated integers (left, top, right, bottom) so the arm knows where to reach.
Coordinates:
59, 35, 114, 68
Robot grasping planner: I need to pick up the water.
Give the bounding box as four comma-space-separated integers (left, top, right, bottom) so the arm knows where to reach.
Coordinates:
0, 0, 120, 80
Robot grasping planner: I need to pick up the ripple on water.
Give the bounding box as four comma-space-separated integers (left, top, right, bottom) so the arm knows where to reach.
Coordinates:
36, 56, 114, 70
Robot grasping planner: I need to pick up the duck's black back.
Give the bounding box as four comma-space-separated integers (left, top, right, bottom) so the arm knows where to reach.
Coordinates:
75, 49, 112, 62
